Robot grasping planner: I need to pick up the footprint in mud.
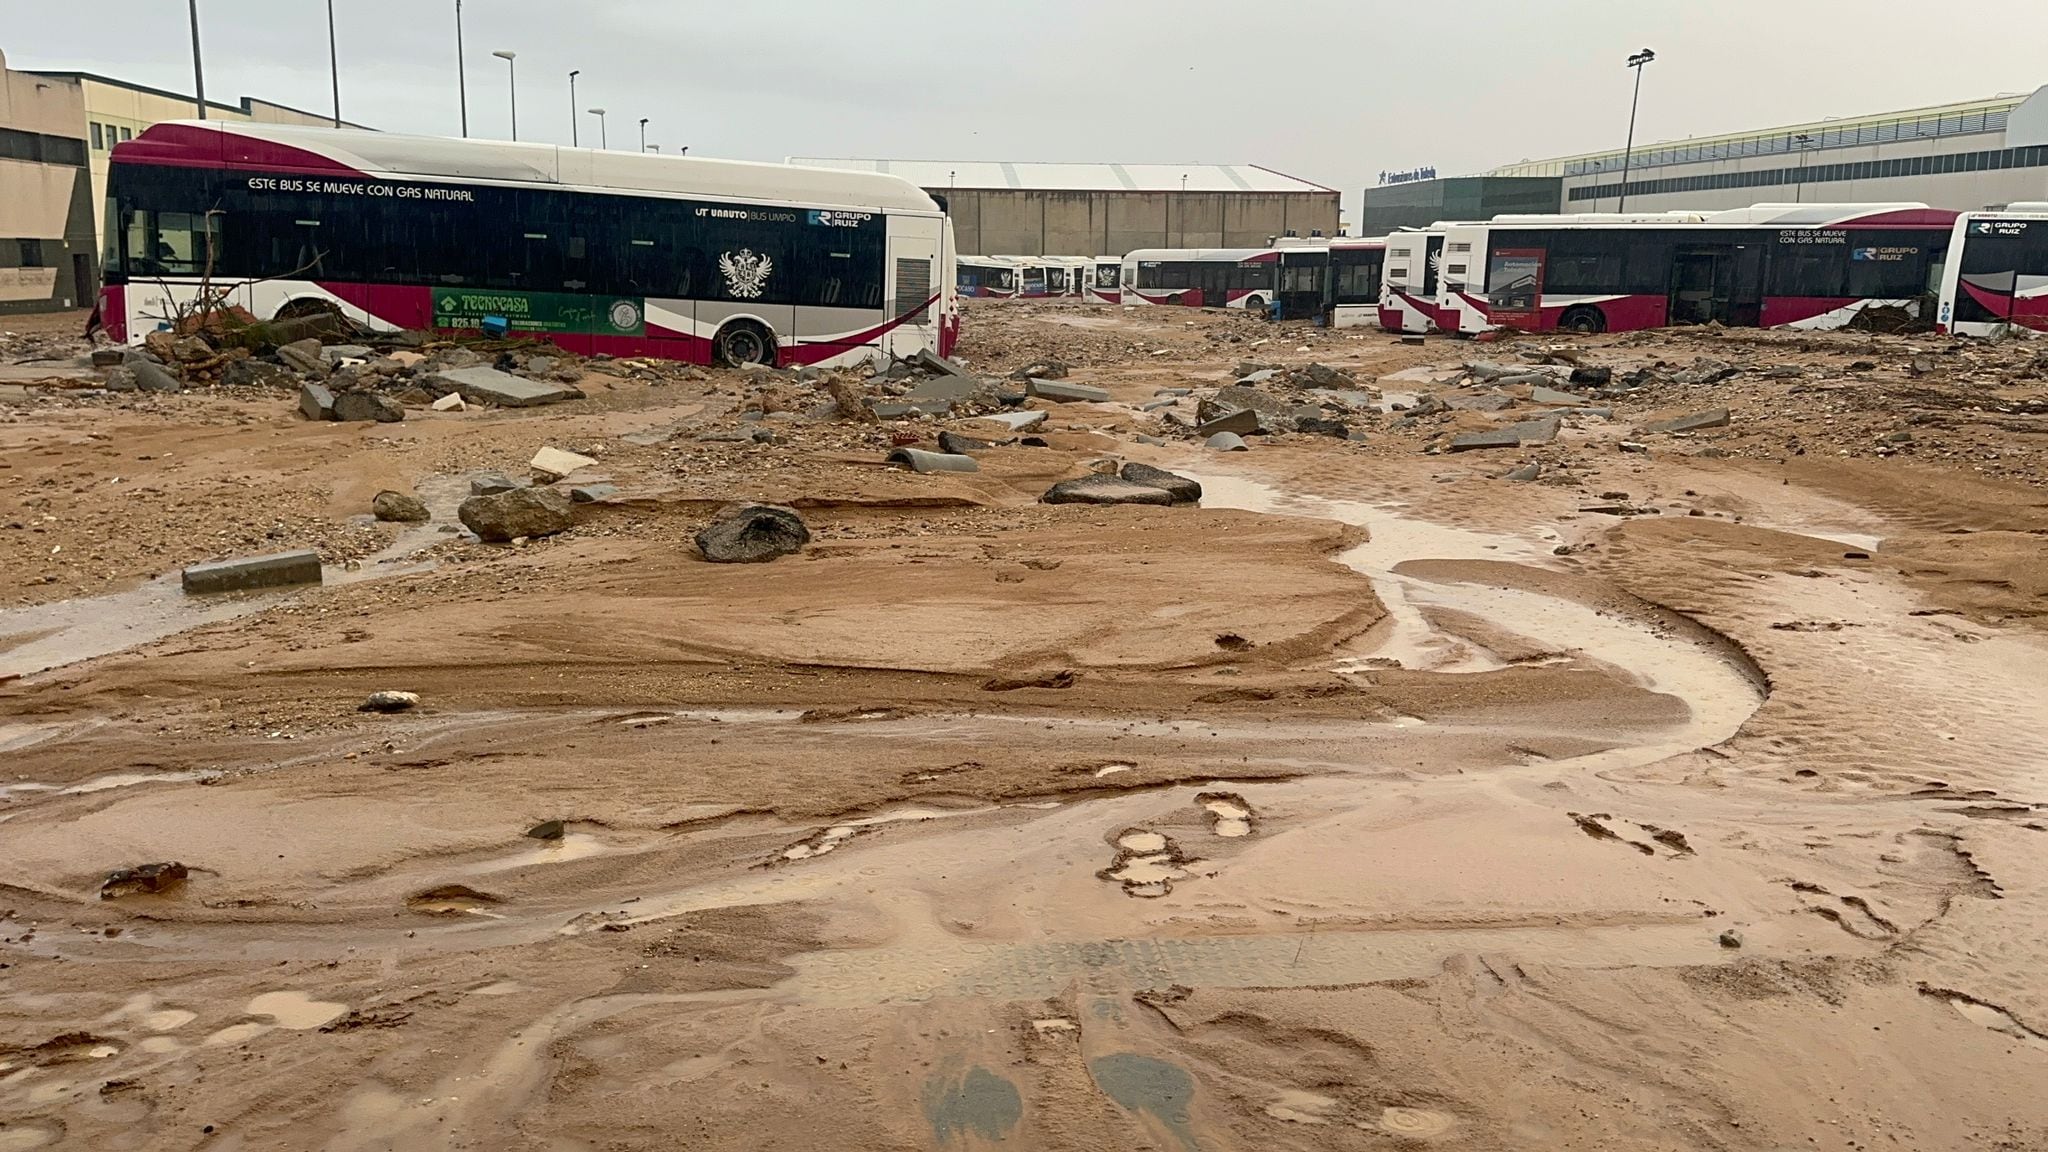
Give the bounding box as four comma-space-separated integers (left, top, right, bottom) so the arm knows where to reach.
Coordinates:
1090, 1053, 1198, 1151
1101, 830, 1194, 898
1790, 882, 1898, 939
406, 884, 504, 917
922, 1063, 1023, 1145
1195, 792, 1254, 838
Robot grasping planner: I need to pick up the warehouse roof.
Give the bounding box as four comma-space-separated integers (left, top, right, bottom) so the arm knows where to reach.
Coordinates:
786, 158, 1336, 194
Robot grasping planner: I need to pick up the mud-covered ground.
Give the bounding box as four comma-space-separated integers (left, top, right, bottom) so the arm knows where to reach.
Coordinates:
3, 301, 2047, 1150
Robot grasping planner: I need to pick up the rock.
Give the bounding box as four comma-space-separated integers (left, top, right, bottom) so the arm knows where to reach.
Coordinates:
101, 862, 188, 900
1010, 359, 1067, 380
1502, 462, 1543, 482
938, 430, 999, 454
277, 339, 327, 376
1301, 363, 1354, 387
429, 365, 579, 407
431, 391, 466, 411
1448, 428, 1523, 451
870, 401, 924, 419
1446, 393, 1516, 412
181, 549, 323, 593
322, 343, 374, 364
904, 374, 985, 402
1026, 379, 1111, 403
1296, 417, 1351, 438
885, 448, 980, 473
1195, 408, 1260, 437
428, 346, 482, 371
1619, 441, 1651, 454
1640, 408, 1731, 434
104, 366, 138, 392
1718, 929, 1744, 949
695, 504, 810, 563
1155, 387, 1193, 397
222, 358, 292, 389
1505, 414, 1562, 444
523, 355, 558, 375
1197, 385, 1296, 432
1205, 431, 1250, 451
1237, 368, 1278, 385
91, 347, 126, 368
1568, 366, 1613, 387
298, 382, 337, 420
333, 391, 405, 423
469, 471, 521, 496
459, 487, 575, 542
569, 484, 617, 503
1233, 361, 1277, 376
358, 690, 421, 713
1763, 365, 1804, 379
1140, 399, 1179, 412
1040, 475, 1176, 506
1529, 385, 1591, 406
1884, 429, 1914, 444
1846, 360, 1877, 372
529, 446, 599, 482
372, 490, 431, 523
1118, 463, 1201, 504
131, 359, 183, 393
912, 348, 972, 378
527, 819, 566, 841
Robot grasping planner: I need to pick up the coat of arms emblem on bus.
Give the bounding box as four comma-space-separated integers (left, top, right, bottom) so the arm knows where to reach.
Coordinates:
719, 249, 773, 298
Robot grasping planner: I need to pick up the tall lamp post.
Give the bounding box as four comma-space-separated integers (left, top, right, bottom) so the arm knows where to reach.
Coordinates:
588, 107, 607, 149
454, 0, 467, 136
187, 0, 207, 119
568, 70, 581, 146
1793, 133, 1816, 203
492, 50, 517, 140
639, 117, 648, 152
1618, 48, 1656, 212
326, 0, 341, 127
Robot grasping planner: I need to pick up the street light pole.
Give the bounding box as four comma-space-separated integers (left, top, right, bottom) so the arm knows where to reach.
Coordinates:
1618, 48, 1656, 212
639, 117, 648, 152
187, 0, 207, 119
1793, 133, 1814, 203
568, 71, 580, 146
492, 50, 517, 140
326, 0, 341, 127
454, 0, 468, 137
588, 108, 607, 149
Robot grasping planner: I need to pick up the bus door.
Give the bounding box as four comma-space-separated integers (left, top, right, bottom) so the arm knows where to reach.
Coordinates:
1671, 244, 1762, 327
881, 230, 941, 360
1484, 248, 1545, 330
1197, 262, 1233, 308
1278, 252, 1326, 321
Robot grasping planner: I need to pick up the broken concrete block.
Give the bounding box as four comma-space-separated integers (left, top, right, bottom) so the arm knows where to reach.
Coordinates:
1505, 415, 1562, 444
912, 348, 972, 378
1640, 408, 1731, 434
298, 383, 336, 421
430, 365, 579, 407
974, 410, 1047, 431
181, 549, 323, 594
333, 392, 405, 423
468, 471, 522, 496
937, 430, 999, 454
277, 339, 326, 376
1448, 428, 1523, 451
886, 448, 980, 474
1026, 379, 1112, 403
529, 446, 599, 482
904, 374, 986, 402
1529, 385, 1591, 406
1040, 475, 1176, 506
569, 484, 618, 503
1195, 408, 1260, 438
431, 391, 466, 412
871, 401, 923, 419
322, 344, 374, 364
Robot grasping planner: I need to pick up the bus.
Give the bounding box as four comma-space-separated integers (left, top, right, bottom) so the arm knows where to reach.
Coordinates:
101, 120, 957, 367
1325, 235, 1387, 329
1379, 227, 1450, 333
958, 255, 1021, 298
1120, 248, 1283, 310
1437, 203, 1957, 336
1082, 257, 1122, 304
993, 256, 1065, 298
1937, 205, 2048, 336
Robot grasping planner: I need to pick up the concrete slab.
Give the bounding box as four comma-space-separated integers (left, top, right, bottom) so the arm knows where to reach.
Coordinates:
973, 410, 1047, 431
431, 365, 579, 407
181, 550, 323, 594
1504, 415, 1562, 444
1448, 428, 1523, 451
1195, 409, 1260, 438
904, 374, 985, 401
298, 383, 336, 421
530, 446, 598, 481
1026, 379, 1112, 403
912, 349, 972, 378
1530, 385, 1591, 405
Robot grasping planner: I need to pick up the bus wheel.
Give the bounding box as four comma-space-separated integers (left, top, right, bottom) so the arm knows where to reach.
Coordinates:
1242, 295, 1265, 312
273, 297, 343, 323
1559, 305, 1606, 334
714, 320, 777, 367
1166, 293, 1185, 306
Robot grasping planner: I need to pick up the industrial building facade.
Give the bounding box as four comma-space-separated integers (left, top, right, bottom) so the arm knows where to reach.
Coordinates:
0, 48, 96, 315
789, 159, 1340, 256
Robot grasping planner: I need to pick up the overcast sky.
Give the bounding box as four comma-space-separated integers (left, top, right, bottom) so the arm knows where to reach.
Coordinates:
6, 0, 2048, 220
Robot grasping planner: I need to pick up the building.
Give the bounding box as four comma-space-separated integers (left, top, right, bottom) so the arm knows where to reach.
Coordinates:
788, 158, 1340, 256
21, 67, 367, 255
0, 48, 95, 315
1360, 175, 1562, 236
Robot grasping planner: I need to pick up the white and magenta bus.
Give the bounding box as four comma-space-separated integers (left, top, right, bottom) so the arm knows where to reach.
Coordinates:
1936, 205, 2048, 336
957, 255, 1021, 299
1437, 203, 1957, 336
1120, 248, 1282, 310
1379, 227, 1451, 333
101, 121, 957, 367
1325, 235, 1387, 329
1083, 257, 1122, 304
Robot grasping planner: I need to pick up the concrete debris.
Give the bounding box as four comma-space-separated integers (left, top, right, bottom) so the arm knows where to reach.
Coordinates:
1569, 366, 1614, 387
973, 410, 1047, 431
904, 374, 986, 402
695, 504, 810, 563
912, 348, 973, 378
1195, 408, 1260, 438
458, 487, 575, 542
431, 392, 467, 412
1205, 431, 1250, 451
90, 347, 125, 368
1530, 385, 1592, 406
333, 392, 405, 423
1447, 427, 1524, 452
322, 344, 375, 364
469, 471, 522, 496
569, 484, 618, 503
104, 366, 138, 392
276, 339, 327, 376
1026, 379, 1112, 403
938, 430, 1000, 454
359, 690, 421, 713
1619, 441, 1651, 454
1295, 417, 1351, 438
371, 490, 431, 523
298, 383, 337, 421
1401, 334, 1426, 346
529, 446, 599, 482
130, 359, 183, 394
430, 365, 581, 407
223, 358, 294, 389
1502, 462, 1543, 482
886, 448, 980, 474
1640, 408, 1732, 434
101, 862, 188, 900
1445, 393, 1516, 412
1118, 463, 1202, 504
1009, 359, 1067, 380
1506, 414, 1563, 444
181, 549, 324, 594
1040, 474, 1176, 506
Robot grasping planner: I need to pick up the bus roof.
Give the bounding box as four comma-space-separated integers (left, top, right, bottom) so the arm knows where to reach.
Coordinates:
1460, 203, 1957, 231
1122, 248, 1278, 262
113, 121, 942, 214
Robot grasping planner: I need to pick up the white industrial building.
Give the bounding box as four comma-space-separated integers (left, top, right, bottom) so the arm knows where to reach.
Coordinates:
1485, 86, 2048, 214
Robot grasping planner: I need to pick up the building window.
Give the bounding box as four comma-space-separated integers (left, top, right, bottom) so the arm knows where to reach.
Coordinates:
19, 239, 45, 268
91, 122, 104, 150
120, 126, 132, 142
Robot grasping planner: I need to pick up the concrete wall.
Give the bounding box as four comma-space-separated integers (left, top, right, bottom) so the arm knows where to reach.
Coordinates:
0, 50, 96, 313
942, 188, 1340, 255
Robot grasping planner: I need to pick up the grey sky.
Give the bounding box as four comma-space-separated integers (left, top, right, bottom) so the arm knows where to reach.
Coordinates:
6, 0, 2048, 221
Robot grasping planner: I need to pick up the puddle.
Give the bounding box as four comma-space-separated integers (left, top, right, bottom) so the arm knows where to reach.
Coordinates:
1089, 1053, 1198, 1151
779, 804, 1000, 862
135, 1037, 183, 1055
462, 832, 610, 875
247, 991, 348, 1030
0, 574, 287, 680
60, 770, 218, 795
1198, 794, 1253, 838
1105, 831, 1191, 898
1118, 831, 1168, 854
922, 1064, 1023, 1145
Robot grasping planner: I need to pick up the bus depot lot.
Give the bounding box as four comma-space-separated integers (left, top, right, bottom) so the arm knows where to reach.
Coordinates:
3, 304, 2048, 1149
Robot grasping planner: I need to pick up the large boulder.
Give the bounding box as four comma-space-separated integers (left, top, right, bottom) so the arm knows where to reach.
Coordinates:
1117, 463, 1201, 504
372, 490, 431, 523
458, 487, 575, 542
695, 504, 810, 563
1040, 475, 1176, 506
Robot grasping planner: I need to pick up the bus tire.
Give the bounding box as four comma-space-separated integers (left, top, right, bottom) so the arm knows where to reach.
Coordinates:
1242, 295, 1265, 312
1166, 293, 1185, 306
713, 319, 777, 368
273, 297, 343, 323
1559, 305, 1606, 334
